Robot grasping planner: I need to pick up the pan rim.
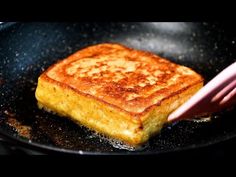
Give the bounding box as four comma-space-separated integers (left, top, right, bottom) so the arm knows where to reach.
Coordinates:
1, 126, 236, 155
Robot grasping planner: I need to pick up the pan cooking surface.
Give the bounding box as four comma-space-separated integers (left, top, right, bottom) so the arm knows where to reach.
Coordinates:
0, 22, 236, 154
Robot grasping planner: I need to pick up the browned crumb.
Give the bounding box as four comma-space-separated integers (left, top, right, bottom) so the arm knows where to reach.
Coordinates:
6, 116, 32, 139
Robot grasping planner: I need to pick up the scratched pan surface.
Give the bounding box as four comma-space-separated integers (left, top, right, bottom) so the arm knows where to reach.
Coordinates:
0, 22, 236, 155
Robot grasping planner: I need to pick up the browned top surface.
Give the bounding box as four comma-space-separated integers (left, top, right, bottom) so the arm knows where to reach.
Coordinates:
44, 43, 203, 114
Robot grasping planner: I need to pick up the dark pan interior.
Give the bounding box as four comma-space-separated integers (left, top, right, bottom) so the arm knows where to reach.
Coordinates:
0, 22, 236, 154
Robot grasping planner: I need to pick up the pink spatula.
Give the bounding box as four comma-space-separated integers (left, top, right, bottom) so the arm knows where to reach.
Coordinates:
168, 61, 236, 122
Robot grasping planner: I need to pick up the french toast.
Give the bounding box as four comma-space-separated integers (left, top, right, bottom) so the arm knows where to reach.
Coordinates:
35, 43, 203, 146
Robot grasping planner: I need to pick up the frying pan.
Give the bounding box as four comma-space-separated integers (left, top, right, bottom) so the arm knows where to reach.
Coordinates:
0, 22, 236, 155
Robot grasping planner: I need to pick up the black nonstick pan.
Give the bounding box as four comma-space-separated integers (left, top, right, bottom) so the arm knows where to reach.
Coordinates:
0, 22, 236, 155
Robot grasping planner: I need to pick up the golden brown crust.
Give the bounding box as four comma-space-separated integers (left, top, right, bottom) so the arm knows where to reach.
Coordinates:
41, 43, 203, 120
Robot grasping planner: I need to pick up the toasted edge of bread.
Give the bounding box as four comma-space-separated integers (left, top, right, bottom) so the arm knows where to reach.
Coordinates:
36, 73, 202, 145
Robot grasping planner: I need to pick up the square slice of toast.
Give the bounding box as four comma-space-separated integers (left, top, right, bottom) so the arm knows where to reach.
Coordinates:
35, 43, 203, 146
